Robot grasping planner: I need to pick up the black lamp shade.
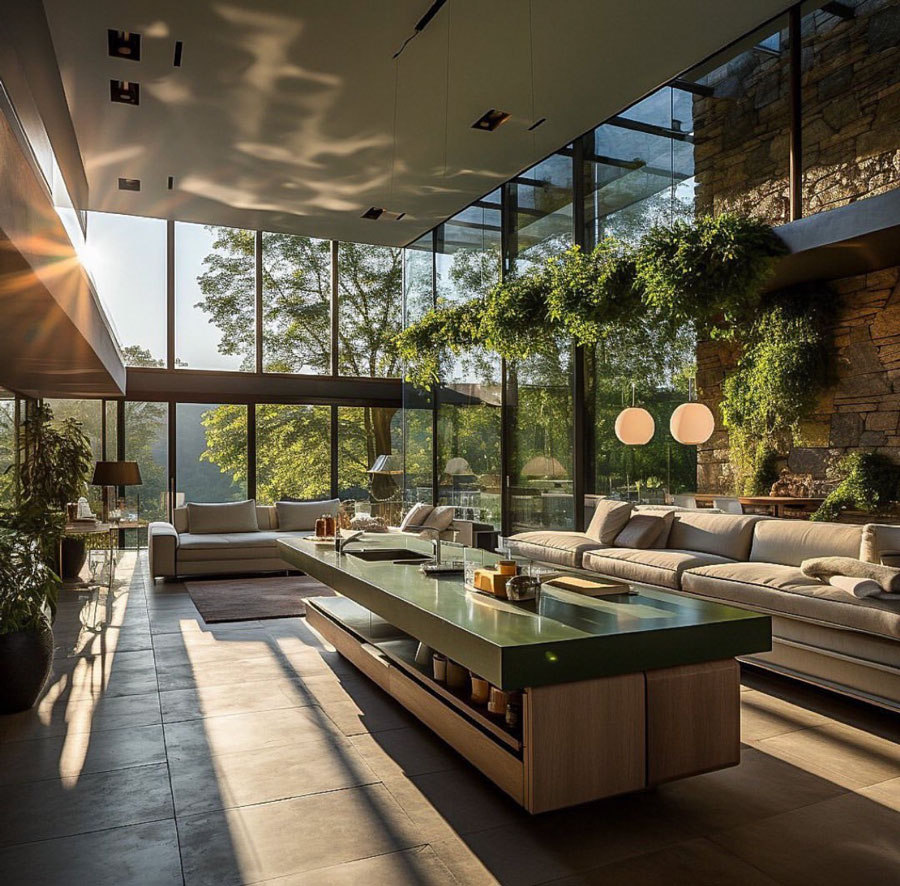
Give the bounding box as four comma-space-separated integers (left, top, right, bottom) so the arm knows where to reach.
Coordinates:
91, 461, 142, 486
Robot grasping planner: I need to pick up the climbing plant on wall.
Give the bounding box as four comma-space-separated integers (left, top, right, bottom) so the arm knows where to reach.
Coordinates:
719, 286, 834, 494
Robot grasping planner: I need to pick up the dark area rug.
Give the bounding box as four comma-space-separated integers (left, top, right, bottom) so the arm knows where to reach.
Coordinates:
184, 575, 335, 622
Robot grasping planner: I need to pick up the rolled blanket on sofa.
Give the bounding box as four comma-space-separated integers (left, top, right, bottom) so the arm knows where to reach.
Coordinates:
801, 556, 900, 594
827, 575, 885, 599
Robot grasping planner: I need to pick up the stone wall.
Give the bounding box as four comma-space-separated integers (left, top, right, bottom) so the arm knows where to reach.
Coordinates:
697, 265, 900, 495
693, 0, 900, 496
693, 0, 900, 226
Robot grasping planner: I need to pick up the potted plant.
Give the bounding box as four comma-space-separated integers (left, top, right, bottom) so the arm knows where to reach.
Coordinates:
18, 404, 93, 579
0, 510, 61, 712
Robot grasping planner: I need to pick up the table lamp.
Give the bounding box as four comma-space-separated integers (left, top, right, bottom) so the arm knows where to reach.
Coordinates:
91, 461, 142, 522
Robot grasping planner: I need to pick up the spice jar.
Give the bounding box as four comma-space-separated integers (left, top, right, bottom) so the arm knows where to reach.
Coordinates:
315, 517, 327, 538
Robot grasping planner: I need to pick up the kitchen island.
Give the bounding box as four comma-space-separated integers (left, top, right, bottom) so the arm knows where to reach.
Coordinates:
278, 534, 771, 813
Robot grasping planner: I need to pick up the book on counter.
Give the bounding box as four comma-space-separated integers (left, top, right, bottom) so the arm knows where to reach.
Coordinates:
543, 575, 633, 596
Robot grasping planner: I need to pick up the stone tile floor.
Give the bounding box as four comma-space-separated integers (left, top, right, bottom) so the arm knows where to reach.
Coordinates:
1, 552, 899, 885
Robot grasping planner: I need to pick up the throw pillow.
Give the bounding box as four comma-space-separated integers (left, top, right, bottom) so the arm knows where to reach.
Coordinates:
614, 514, 667, 549
187, 500, 259, 534
276, 498, 339, 532
586, 499, 633, 544
400, 502, 434, 530
423, 505, 455, 532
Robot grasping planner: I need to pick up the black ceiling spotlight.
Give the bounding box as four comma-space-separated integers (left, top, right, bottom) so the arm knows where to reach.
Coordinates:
108, 29, 141, 60
118, 177, 141, 191
362, 207, 405, 221
110, 79, 140, 105
173, 40, 184, 67
472, 109, 511, 132
167, 175, 175, 190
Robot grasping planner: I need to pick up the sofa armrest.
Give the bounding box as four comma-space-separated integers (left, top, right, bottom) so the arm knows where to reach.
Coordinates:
148, 521, 179, 578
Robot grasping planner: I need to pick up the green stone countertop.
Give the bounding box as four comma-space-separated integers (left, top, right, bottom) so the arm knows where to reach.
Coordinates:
278, 534, 771, 689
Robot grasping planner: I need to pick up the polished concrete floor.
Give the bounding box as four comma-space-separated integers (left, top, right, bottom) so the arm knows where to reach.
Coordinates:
1, 552, 899, 885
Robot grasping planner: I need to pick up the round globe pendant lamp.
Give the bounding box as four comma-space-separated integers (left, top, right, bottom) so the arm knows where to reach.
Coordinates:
669, 378, 715, 445
615, 384, 655, 445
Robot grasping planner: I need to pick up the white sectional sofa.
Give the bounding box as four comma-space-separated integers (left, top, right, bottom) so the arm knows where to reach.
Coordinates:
509, 508, 900, 712
148, 499, 497, 579
148, 499, 336, 578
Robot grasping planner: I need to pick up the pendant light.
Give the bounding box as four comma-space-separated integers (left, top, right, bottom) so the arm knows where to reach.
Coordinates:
670, 377, 715, 445
615, 383, 655, 445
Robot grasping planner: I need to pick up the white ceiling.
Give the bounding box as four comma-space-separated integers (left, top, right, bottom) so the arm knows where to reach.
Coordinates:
42, 0, 792, 247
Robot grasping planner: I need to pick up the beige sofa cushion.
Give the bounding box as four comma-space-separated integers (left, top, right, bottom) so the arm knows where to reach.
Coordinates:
682, 561, 900, 640
861, 523, 900, 564
667, 511, 764, 560
586, 500, 633, 544
275, 498, 338, 531
749, 519, 862, 567
400, 503, 433, 530
423, 506, 455, 532
180, 500, 259, 534
178, 530, 308, 562
614, 514, 670, 549
583, 548, 736, 590
507, 531, 606, 568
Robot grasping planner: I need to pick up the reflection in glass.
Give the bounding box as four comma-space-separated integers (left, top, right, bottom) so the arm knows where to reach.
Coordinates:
175, 223, 255, 371
801, 0, 900, 215
338, 406, 402, 523
0, 391, 17, 508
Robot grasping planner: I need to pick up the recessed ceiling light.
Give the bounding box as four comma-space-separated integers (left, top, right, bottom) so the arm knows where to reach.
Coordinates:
472, 109, 511, 132
110, 80, 140, 105
167, 175, 175, 190
118, 177, 141, 191
362, 207, 405, 221
108, 29, 141, 60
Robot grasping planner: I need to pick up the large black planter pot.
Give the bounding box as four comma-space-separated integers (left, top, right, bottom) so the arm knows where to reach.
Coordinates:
60, 536, 87, 581
0, 624, 54, 714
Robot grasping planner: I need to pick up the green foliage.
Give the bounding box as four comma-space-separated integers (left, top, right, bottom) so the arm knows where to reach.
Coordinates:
635, 214, 788, 338
397, 213, 785, 387
0, 510, 60, 634
720, 287, 833, 493
810, 452, 900, 522
743, 443, 779, 496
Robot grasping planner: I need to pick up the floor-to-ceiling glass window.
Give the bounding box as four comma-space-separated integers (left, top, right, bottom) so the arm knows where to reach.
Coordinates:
175, 223, 256, 371
338, 406, 402, 523
255, 404, 331, 504
585, 87, 698, 503
506, 155, 575, 532
338, 243, 402, 378
175, 403, 247, 504
434, 193, 503, 528
0, 390, 17, 508
261, 233, 331, 374
85, 212, 167, 366
124, 400, 168, 545
402, 233, 435, 509
44, 399, 104, 513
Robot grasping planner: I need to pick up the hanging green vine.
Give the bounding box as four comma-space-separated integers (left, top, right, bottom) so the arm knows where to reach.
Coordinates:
719, 286, 834, 494
634, 214, 788, 339
395, 212, 786, 388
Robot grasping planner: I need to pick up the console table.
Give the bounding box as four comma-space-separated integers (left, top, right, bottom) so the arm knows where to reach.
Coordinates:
278, 535, 771, 813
